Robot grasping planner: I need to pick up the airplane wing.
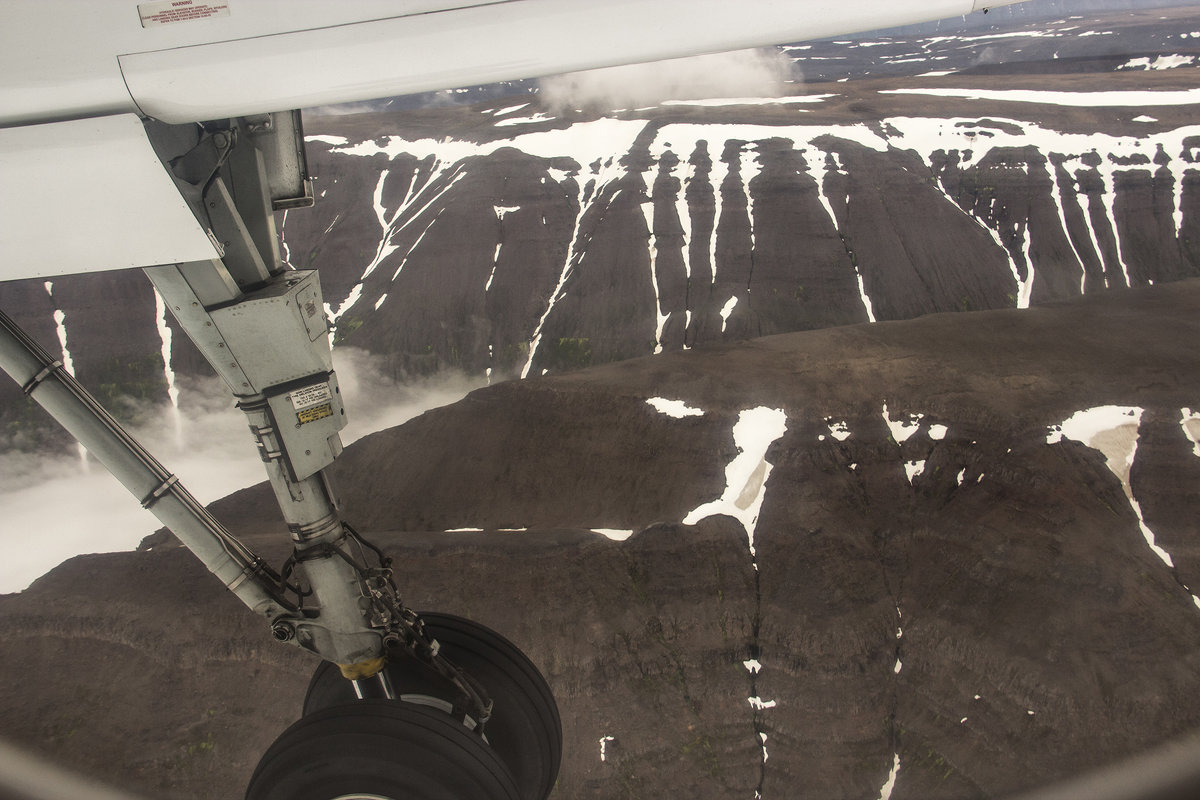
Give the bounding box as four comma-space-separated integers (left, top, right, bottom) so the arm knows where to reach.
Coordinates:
0, 0, 1023, 281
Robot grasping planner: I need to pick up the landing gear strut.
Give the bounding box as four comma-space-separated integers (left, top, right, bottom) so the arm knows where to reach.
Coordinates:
0, 109, 563, 798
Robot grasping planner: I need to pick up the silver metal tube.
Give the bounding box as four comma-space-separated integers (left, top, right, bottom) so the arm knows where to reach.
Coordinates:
0, 307, 288, 621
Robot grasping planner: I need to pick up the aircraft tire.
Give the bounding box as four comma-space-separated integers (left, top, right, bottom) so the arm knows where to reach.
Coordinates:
303, 613, 562, 800
244, 699, 519, 800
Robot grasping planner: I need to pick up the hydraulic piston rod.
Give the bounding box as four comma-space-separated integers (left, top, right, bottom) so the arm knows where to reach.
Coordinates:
0, 306, 292, 622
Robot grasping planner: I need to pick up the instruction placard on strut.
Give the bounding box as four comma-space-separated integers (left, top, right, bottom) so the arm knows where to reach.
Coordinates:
138, 0, 230, 28
289, 383, 332, 411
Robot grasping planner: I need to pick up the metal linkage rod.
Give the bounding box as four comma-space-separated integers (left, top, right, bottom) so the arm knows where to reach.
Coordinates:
0, 306, 293, 622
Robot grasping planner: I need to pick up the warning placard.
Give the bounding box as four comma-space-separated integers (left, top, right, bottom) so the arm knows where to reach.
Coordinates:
297, 403, 334, 425
138, 0, 230, 28
289, 383, 332, 411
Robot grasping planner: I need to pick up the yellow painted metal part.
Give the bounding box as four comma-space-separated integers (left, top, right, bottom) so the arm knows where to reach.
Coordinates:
338, 656, 386, 680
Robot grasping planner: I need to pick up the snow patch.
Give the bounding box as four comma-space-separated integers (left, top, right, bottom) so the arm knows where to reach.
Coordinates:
305, 134, 348, 146
599, 735, 615, 762
904, 460, 926, 484
825, 418, 852, 442
878, 753, 900, 800
743, 659, 762, 674
495, 113, 555, 127
883, 405, 923, 443
683, 408, 787, 563
748, 696, 777, 710
647, 398, 705, 418
1118, 55, 1197, 71
928, 424, 948, 440
592, 529, 633, 541
493, 103, 530, 116
719, 295, 739, 333
1047, 407, 1180, 571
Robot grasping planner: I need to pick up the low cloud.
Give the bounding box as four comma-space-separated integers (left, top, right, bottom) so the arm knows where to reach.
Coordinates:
539, 48, 795, 114
0, 355, 481, 593
333, 347, 484, 446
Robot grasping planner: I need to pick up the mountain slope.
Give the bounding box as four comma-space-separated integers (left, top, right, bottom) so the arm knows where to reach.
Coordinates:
7, 278, 1196, 799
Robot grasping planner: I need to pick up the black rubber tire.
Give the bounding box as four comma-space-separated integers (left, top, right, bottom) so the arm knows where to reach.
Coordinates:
303, 613, 562, 800
245, 699, 520, 800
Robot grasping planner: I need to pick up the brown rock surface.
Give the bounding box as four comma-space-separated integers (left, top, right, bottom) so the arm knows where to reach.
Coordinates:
3, 280, 1200, 799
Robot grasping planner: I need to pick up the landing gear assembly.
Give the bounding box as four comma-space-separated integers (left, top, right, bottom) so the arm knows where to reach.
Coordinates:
301, 613, 562, 800
0, 109, 561, 799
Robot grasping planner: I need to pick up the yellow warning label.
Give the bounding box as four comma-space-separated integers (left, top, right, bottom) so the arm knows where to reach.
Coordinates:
297, 403, 333, 424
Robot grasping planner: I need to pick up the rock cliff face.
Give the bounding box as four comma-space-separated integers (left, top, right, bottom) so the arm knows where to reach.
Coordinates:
3, 7, 1199, 448
3, 280, 1198, 800
288, 89, 1200, 381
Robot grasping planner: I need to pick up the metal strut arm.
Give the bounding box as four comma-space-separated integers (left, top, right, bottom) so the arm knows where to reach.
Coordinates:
138, 113, 392, 670
0, 112, 393, 674
0, 307, 293, 622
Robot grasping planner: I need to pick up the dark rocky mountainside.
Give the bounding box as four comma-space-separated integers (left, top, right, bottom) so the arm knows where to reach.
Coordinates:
3, 279, 1199, 799
3, 5, 1199, 450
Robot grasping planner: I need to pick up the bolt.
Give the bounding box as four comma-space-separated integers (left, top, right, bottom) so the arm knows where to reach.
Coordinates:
271, 622, 294, 642
213, 132, 229, 148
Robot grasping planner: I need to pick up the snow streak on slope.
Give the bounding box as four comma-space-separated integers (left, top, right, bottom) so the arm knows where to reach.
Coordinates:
42, 282, 87, 467
1047, 406, 1199, 609
152, 287, 182, 445
640, 192, 669, 353
683, 407, 787, 566
317, 119, 649, 331
878, 753, 901, 800
883, 116, 1200, 295
521, 130, 641, 377
303, 111, 1200, 367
